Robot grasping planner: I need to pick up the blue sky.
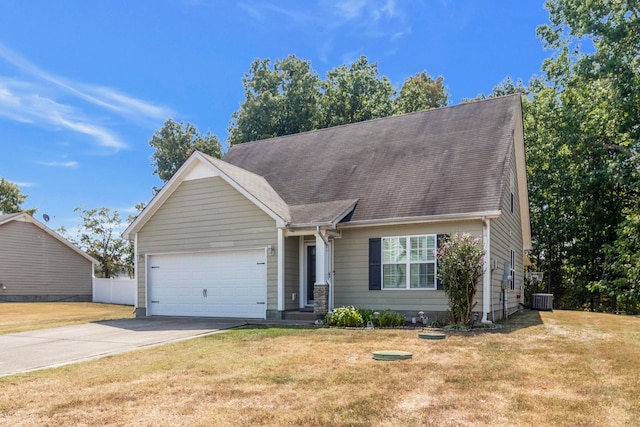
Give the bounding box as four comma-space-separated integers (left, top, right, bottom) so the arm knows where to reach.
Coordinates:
0, 1, 551, 234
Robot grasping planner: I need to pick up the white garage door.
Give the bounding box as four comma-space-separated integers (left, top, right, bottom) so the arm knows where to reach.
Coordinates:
147, 250, 266, 318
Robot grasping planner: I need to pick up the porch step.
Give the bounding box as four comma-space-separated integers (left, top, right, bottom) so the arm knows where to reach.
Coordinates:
282, 311, 321, 321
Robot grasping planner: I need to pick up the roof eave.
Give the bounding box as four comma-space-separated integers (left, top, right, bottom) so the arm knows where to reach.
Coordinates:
338, 211, 502, 229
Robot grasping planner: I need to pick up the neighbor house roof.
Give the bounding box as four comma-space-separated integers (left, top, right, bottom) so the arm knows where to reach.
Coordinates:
223, 94, 525, 225
0, 212, 98, 264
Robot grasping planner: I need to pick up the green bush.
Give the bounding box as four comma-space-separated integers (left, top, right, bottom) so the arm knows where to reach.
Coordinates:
326, 307, 407, 327
377, 309, 406, 327
326, 306, 364, 327
353, 308, 406, 327
356, 307, 376, 324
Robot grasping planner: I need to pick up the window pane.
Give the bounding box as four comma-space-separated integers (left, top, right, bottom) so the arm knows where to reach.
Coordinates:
383, 238, 406, 263
426, 235, 436, 261
383, 264, 406, 288
410, 263, 435, 288
410, 236, 427, 262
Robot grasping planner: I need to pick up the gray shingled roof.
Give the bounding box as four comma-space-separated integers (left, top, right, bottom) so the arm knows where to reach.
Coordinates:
222, 95, 521, 225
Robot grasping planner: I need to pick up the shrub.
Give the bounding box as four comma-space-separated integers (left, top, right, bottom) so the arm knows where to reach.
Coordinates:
436, 233, 484, 325
356, 307, 376, 324
377, 309, 406, 327
325, 306, 364, 327
327, 307, 407, 328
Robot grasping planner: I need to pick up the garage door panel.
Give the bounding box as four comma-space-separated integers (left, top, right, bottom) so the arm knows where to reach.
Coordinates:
148, 250, 266, 318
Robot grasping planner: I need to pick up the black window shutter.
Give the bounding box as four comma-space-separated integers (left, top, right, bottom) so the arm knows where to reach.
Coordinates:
436, 234, 449, 290
369, 238, 382, 290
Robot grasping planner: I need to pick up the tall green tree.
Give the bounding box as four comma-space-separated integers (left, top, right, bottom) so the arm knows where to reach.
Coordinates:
600, 211, 640, 313
73, 207, 131, 279
395, 72, 448, 114
228, 55, 322, 146
320, 56, 395, 127
534, 0, 640, 312
0, 178, 35, 215
149, 119, 222, 183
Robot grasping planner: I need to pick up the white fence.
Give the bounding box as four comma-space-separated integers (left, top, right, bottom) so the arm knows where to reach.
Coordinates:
93, 278, 136, 305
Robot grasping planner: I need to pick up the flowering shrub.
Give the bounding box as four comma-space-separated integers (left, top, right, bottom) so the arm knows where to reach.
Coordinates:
436, 233, 484, 325
325, 306, 364, 327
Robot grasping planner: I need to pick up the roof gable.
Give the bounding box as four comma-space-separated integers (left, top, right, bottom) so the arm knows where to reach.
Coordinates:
0, 213, 98, 264
123, 151, 290, 239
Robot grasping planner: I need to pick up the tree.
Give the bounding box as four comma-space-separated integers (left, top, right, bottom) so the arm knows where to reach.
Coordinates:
149, 119, 222, 183
228, 55, 322, 146
73, 207, 132, 278
320, 55, 395, 127
598, 211, 640, 314
462, 76, 529, 103
395, 72, 448, 114
533, 0, 640, 311
538, 0, 639, 142
227, 56, 448, 144
0, 178, 35, 215
436, 233, 484, 325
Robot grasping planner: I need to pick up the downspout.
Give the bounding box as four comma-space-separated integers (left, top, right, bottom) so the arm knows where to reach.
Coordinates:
482, 217, 492, 323
315, 226, 329, 246
133, 233, 140, 316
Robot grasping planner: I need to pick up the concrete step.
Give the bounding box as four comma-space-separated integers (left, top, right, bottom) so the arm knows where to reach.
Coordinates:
282, 311, 320, 321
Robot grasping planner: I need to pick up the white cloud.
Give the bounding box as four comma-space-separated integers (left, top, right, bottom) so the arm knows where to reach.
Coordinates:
0, 80, 126, 150
238, 1, 411, 48
39, 161, 79, 168
11, 181, 36, 188
336, 0, 367, 19
0, 43, 172, 151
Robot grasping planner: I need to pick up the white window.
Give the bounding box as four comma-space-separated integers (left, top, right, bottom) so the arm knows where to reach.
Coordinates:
382, 235, 437, 289
510, 249, 516, 290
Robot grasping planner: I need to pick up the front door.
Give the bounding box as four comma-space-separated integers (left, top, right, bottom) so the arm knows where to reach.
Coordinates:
306, 245, 316, 306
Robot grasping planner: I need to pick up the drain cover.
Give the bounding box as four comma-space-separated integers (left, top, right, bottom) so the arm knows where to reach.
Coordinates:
372, 350, 413, 361
418, 333, 446, 340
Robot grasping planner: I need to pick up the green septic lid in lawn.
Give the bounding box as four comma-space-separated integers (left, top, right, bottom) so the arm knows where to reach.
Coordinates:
372, 350, 413, 361
418, 332, 446, 340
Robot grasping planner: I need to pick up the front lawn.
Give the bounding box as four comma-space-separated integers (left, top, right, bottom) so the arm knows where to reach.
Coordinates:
1, 310, 638, 426
0, 302, 135, 334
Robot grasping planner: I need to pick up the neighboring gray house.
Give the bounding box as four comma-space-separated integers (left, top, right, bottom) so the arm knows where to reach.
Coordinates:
0, 212, 97, 302
124, 95, 531, 322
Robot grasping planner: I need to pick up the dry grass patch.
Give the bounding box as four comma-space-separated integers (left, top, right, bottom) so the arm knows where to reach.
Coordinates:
1, 310, 639, 426
0, 302, 135, 334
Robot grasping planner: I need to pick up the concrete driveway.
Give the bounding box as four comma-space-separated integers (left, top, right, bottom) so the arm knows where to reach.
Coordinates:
0, 317, 245, 377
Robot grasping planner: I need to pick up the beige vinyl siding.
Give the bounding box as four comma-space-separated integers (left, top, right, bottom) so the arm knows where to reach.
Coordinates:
334, 221, 482, 315
489, 148, 525, 320
284, 236, 300, 310
136, 176, 277, 312
0, 220, 93, 298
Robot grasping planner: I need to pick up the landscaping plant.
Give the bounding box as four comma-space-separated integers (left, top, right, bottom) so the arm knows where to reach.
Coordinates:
376, 309, 406, 327
355, 308, 406, 327
325, 306, 364, 327
436, 233, 484, 325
